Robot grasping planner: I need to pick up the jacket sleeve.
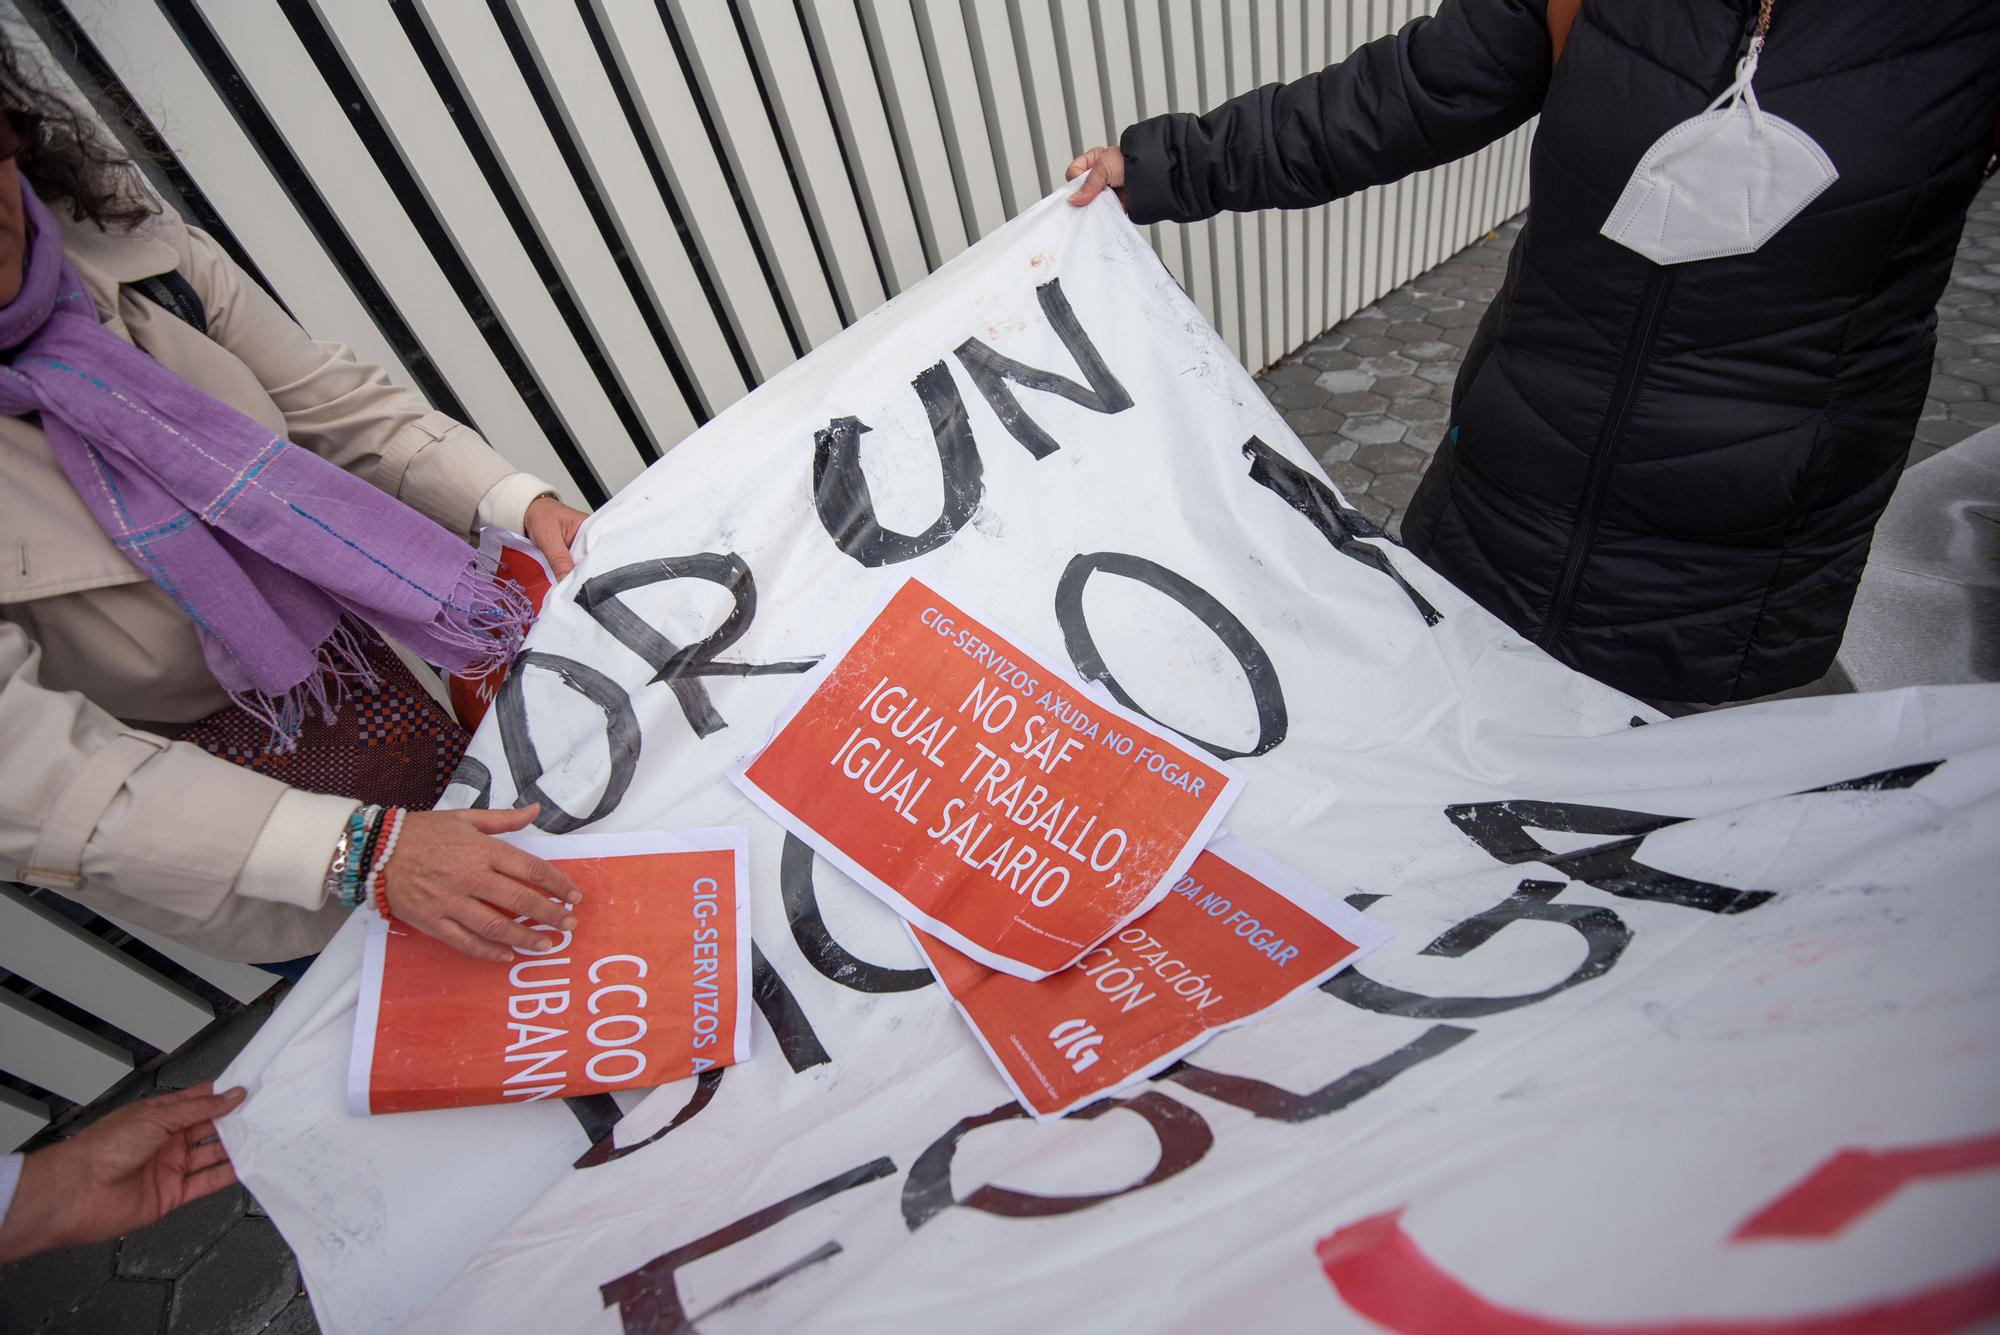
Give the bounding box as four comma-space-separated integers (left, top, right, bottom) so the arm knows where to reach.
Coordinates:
0, 621, 355, 923
1121, 0, 1551, 224
175, 224, 550, 538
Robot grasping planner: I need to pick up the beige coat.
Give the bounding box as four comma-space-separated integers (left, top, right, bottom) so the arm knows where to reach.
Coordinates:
1, 204, 549, 962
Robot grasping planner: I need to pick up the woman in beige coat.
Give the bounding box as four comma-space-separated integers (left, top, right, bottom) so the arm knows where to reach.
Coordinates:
1, 41, 589, 969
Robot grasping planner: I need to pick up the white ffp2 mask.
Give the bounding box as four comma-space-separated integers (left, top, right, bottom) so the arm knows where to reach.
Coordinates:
1601, 38, 1837, 266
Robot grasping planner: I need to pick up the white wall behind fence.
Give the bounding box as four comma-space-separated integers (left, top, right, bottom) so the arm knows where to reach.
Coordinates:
20, 0, 1531, 508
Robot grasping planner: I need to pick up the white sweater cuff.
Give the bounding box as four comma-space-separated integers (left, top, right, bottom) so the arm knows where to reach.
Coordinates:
233, 790, 361, 910
475, 472, 558, 537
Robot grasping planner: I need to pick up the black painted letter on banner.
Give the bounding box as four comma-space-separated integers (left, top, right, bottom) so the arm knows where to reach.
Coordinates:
1055, 551, 1287, 760
953, 277, 1133, 459
601, 1157, 896, 1333
902, 1092, 1212, 1231
1158, 1022, 1474, 1122
751, 943, 832, 1073
1324, 880, 1631, 1020
781, 836, 933, 994
576, 554, 818, 740
814, 362, 983, 566
1243, 436, 1442, 626
1444, 799, 1774, 915
496, 651, 639, 833
571, 1070, 725, 1170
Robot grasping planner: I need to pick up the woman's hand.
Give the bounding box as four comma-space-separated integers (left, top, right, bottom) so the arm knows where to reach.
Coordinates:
523, 495, 589, 579
0, 1084, 247, 1263
1066, 146, 1127, 208
384, 804, 583, 962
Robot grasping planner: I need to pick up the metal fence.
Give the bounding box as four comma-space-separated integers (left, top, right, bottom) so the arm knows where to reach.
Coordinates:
2, 0, 1533, 1146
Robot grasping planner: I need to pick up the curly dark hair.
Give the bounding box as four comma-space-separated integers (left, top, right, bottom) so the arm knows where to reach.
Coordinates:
1, 23, 156, 231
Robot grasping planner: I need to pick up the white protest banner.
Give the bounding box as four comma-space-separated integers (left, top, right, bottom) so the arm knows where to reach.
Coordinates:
734, 575, 1241, 978
911, 834, 1393, 1119
214, 187, 2000, 1335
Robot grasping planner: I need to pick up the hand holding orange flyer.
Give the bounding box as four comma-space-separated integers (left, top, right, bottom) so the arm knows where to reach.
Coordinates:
734, 577, 1242, 980
348, 829, 749, 1116
911, 836, 1391, 1120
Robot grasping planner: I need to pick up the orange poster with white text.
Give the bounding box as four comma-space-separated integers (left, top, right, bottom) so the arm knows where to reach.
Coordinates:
734, 577, 1242, 980
347, 829, 749, 1116
448, 529, 556, 732
912, 836, 1392, 1119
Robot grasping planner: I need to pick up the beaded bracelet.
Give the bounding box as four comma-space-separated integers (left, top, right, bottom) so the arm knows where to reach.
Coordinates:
329, 804, 385, 910
364, 807, 407, 921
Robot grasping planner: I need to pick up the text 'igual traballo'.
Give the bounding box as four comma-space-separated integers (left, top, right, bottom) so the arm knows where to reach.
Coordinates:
829, 674, 1145, 908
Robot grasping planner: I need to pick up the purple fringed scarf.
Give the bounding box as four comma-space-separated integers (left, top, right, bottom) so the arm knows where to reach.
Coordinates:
0, 182, 529, 741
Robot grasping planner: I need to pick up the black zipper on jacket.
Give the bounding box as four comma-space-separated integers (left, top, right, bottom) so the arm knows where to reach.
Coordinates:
1537, 267, 1674, 651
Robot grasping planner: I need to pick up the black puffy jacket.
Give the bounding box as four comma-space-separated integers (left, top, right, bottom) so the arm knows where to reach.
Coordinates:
1122, 0, 2000, 703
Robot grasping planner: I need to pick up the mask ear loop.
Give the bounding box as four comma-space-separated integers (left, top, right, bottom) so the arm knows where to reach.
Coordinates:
1652, 35, 1765, 167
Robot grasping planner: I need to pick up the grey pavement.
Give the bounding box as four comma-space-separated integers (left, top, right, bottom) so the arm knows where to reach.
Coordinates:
5, 176, 1995, 1335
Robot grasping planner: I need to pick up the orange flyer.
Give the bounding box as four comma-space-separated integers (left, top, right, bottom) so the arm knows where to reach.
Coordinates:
447, 528, 556, 732
734, 577, 1242, 980
347, 828, 750, 1116
911, 835, 1392, 1120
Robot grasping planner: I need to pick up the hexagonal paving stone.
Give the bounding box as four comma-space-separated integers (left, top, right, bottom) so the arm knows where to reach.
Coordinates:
1303, 346, 1360, 372
1939, 320, 2000, 345
1352, 440, 1430, 475
167, 1218, 300, 1335
1368, 471, 1424, 512
1284, 407, 1344, 438
1387, 321, 1443, 343
1326, 391, 1390, 415
0, 1236, 117, 1332
1264, 380, 1330, 411
1314, 368, 1375, 395
1432, 306, 1486, 328
1409, 291, 1465, 312
1950, 359, 2000, 386
1358, 354, 1419, 379
1323, 460, 1375, 496
1350, 492, 1394, 529
1338, 416, 1408, 446
1418, 362, 1460, 386
1951, 398, 2000, 427
1390, 397, 1451, 426
1928, 375, 1984, 403
47, 1278, 168, 1335
1311, 436, 1358, 465
1344, 335, 1400, 358
1376, 302, 1427, 322
1373, 375, 1433, 400
1913, 416, 1976, 448
1403, 340, 1459, 363
118, 1185, 248, 1280
1439, 326, 1476, 348
1260, 361, 1319, 386
259, 1294, 321, 1335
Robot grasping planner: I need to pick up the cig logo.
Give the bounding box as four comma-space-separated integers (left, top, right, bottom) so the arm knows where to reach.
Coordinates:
1048, 1018, 1103, 1073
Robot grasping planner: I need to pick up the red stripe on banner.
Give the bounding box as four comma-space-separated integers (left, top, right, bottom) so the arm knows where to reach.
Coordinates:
1315, 1209, 2000, 1335
1731, 1132, 2000, 1241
